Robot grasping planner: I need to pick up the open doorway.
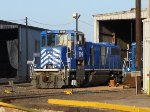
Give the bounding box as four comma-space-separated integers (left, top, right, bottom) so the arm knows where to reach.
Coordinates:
0, 28, 18, 78
99, 19, 144, 60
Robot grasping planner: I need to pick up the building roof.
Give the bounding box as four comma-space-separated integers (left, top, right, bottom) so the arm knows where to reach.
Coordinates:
0, 20, 46, 30
93, 8, 147, 21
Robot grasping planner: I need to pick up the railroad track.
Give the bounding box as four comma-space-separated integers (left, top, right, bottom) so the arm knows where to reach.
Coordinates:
0, 89, 120, 101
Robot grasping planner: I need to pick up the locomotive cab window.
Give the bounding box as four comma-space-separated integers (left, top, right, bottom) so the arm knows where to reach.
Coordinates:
56, 34, 68, 46
67, 34, 74, 57
70, 33, 75, 50
56, 34, 74, 52
41, 35, 46, 47
77, 34, 84, 45
47, 34, 55, 46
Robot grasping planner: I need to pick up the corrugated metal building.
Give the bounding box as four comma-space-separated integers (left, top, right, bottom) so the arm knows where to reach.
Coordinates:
0, 20, 45, 83
93, 9, 146, 59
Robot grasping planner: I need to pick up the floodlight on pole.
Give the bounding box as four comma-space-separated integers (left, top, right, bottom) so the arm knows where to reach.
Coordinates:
72, 13, 81, 32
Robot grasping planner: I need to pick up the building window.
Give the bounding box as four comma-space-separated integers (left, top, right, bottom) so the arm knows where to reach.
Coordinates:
35, 40, 40, 52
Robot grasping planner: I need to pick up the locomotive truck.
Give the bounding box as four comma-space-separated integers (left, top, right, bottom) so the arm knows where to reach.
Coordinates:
31, 30, 122, 88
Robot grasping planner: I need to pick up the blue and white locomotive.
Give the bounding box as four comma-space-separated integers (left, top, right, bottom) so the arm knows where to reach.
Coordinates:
32, 30, 122, 88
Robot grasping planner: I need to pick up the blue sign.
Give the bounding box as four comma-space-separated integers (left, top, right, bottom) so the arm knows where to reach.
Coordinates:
76, 46, 84, 60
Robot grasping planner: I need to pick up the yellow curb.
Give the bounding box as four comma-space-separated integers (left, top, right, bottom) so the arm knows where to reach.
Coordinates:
0, 102, 39, 112
48, 99, 150, 112
148, 77, 150, 96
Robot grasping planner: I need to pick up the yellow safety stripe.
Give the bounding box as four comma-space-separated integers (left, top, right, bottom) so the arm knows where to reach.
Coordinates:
148, 76, 150, 96
0, 102, 39, 112
48, 99, 150, 112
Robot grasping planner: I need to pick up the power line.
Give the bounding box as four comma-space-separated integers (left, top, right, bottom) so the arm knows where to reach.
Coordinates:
5, 18, 93, 28
4, 18, 93, 28
7, 19, 25, 22
4, 19, 26, 25
79, 20, 93, 27
28, 18, 75, 27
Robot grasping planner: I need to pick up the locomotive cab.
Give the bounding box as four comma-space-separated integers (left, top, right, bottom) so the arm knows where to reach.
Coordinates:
32, 30, 86, 88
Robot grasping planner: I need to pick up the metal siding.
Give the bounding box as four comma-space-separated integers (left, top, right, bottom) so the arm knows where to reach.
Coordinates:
94, 44, 99, 68
19, 27, 26, 81
19, 27, 43, 81
18, 26, 23, 81
94, 9, 146, 21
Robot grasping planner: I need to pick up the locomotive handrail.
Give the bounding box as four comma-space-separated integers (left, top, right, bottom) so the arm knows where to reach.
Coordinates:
27, 59, 35, 79
57, 56, 67, 80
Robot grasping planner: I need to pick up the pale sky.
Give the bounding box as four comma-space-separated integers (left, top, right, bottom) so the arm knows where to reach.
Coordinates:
0, 0, 147, 41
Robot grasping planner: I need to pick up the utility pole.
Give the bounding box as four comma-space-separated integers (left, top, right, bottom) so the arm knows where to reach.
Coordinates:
76, 13, 79, 32
135, 0, 142, 94
26, 17, 29, 82
73, 13, 81, 32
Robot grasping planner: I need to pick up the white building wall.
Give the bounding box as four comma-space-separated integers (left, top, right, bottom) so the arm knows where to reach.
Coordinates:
94, 19, 99, 43
94, 9, 146, 21
94, 9, 150, 93
143, 19, 150, 93
93, 9, 147, 43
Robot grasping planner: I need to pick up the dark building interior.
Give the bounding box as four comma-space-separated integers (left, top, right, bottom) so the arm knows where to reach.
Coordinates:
0, 28, 18, 78
99, 19, 143, 59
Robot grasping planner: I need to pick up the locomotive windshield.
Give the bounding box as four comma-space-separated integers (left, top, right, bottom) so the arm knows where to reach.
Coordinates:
41, 34, 55, 47
56, 34, 74, 46
43, 33, 84, 47
44, 33, 74, 48
47, 34, 55, 46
